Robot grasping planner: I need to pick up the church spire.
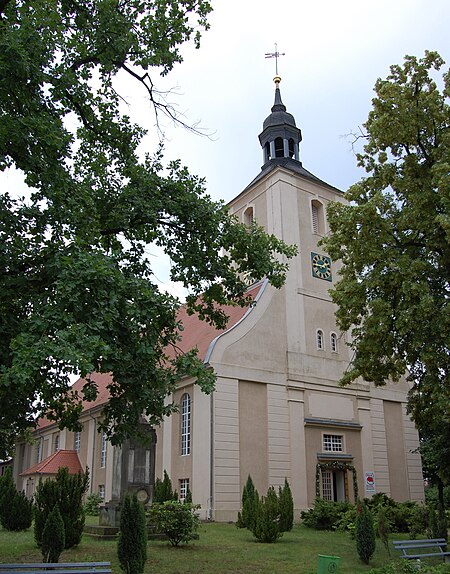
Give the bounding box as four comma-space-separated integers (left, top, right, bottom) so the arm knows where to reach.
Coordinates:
258, 76, 302, 166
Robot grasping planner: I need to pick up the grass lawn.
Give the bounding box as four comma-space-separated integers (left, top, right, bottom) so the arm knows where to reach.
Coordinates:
0, 520, 446, 574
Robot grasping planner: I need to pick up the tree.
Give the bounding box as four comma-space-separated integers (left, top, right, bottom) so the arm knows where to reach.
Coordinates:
236, 474, 259, 530
34, 467, 89, 549
0, 1, 296, 457
118, 493, 147, 574
41, 505, 65, 564
251, 486, 281, 543
0, 467, 33, 531
153, 470, 177, 503
278, 478, 294, 533
355, 501, 376, 564
322, 52, 450, 448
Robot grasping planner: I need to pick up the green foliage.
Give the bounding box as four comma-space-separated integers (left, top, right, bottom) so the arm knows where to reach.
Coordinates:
0, 0, 296, 457
34, 467, 89, 549
118, 493, 147, 574
356, 501, 376, 565
429, 504, 448, 541
41, 504, 65, 563
0, 468, 33, 531
375, 506, 390, 556
251, 487, 281, 543
149, 500, 200, 547
84, 492, 103, 516
278, 478, 294, 533
322, 51, 450, 465
236, 475, 259, 531
153, 470, 178, 503
301, 498, 353, 531
425, 485, 450, 509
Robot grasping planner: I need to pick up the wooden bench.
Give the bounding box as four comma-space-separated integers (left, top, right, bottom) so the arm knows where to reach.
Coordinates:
393, 539, 450, 562
0, 562, 111, 574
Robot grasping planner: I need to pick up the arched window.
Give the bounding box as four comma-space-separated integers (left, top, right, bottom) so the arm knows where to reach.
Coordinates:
181, 393, 191, 456
330, 332, 338, 353
243, 206, 254, 227
316, 329, 324, 351
54, 434, 60, 452
100, 431, 107, 467
288, 138, 295, 158
311, 200, 325, 235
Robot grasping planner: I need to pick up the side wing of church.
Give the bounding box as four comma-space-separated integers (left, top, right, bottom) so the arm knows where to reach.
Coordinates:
13, 78, 424, 520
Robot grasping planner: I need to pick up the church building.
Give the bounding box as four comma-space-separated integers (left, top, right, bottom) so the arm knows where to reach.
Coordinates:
13, 77, 424, 521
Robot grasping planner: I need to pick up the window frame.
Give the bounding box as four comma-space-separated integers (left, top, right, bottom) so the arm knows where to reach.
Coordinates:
322, 433, 344, 453
74, 431, 81, 453
100, 431, 107, 468
330, 332, 338, 353
179, 478, 190, 501
316, 329, 324, 351
181, 393, 191, 456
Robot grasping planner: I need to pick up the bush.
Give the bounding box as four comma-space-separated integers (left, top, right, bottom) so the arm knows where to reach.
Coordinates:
84, 492, 103, 516
278, 478, 294, 533
375, 506, 391, 556
0, 468, 33, 531
118, 493, 147, 574
425, 485, 450, 509
1, 489, 33, 531
150, 501, 200, 547
356, 501, 376, 565
236, 475, 259, 531
301, 498, 352, 530
34, 467, 89, 549
154, 470, 178, 503
251, 487, 281, 543
335, 506, 358, 537
41, 505, 65, 563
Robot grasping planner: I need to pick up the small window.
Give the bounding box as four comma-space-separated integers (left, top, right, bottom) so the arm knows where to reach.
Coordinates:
243, 206, 254, 227
316, 329, 324, 351
100, 432, 107, 468
330, 332, 338, 353
54, 434, 60, 452
311, 200, 325, 235
323, 434, 343, 452
98, 485, 105, 500
74, 431, 81, 453
179, 478, 190, 501
288, 138, 295, 158
181, 393, 191, 456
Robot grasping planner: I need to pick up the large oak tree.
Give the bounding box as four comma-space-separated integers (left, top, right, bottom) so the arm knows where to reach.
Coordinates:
0, 1, 296, 457
323, 51, 449, 484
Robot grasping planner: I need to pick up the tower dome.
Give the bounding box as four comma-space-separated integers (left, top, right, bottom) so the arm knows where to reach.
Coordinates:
258, 76, 302, 165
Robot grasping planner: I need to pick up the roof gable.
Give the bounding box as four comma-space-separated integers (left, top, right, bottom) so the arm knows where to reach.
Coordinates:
20, 449, 83, 476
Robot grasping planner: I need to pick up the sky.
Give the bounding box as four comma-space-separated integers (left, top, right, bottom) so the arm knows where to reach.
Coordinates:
3, 0, 449, 293
126, 0, 449, 292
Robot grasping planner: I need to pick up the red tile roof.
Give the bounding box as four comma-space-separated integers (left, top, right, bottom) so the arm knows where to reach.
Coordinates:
36, 280, 266, 429
20, 450, 83, 477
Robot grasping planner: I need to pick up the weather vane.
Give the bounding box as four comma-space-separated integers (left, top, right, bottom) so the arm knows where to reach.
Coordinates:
265, 43, 285, 76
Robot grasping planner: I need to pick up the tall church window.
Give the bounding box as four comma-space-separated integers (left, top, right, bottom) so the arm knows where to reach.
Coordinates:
54, 434, 60, 452
100, 432, 107, 468
316, 329, 324, 350
36, 439, 43, 463
181, 393, 191, 456
179, 478, 190, 501
74, 431, 81, 453
311, 200, 325, 235
330, 332, 338, 353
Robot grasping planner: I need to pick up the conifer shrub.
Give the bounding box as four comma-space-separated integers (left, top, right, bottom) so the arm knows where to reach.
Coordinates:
84, 492, 103, 516
355, 500, 376, 564
278, 478, 294, 532
236, 475, 259, 530
41, 504, 65, 563
0, 467, 33, 531
376, 506, 391, 556
34, 467, 89, 549
153, 470, 178, 503
301, 498, 351, 530
149, 500, 200, 547
252, 486, 281, 543
118, 493, 147, 574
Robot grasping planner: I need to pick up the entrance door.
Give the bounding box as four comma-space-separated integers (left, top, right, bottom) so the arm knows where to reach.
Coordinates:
321, 469, 347, 502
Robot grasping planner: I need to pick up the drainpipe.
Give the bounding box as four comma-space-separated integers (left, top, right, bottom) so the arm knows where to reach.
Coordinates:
208, 390, 214, 520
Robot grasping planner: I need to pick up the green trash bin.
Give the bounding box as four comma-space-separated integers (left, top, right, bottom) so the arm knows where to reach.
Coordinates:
317, 555, 341, 574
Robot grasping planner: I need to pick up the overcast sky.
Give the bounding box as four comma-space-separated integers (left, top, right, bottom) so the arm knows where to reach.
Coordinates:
139, 0, 449, 201
129, 0, 449, 292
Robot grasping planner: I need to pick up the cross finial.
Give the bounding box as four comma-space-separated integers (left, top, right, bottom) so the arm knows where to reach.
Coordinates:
265, 43, 285, 76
